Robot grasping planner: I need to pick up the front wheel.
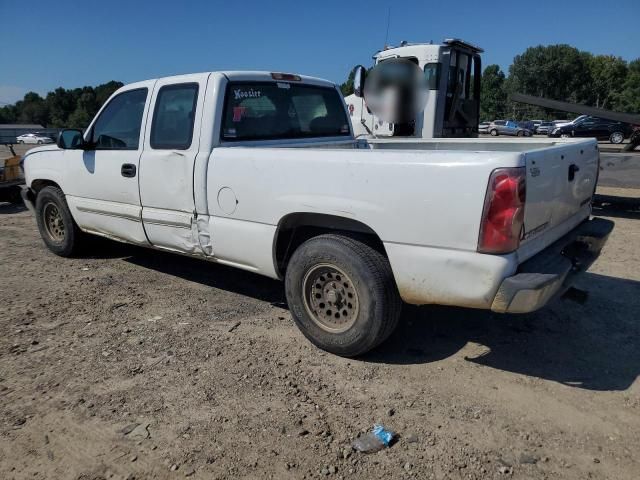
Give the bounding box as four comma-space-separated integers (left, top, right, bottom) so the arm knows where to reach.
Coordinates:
517, 130, 524, 137
285, 234, 402, 357
490, 129, 498, 136
35, 186, 84, 256
609, 131, 624, 144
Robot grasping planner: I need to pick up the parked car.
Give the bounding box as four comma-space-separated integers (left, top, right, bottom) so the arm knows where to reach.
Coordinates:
530, 120, 543, 131
487, 120, 532, 137
478, 121, 491, 134
548, 116, 632, 143
553, 115, 587, 128
20, 70, 612, 357
535, 121, 554, 135
518, 120, 536, 132
16, 133, 54, 145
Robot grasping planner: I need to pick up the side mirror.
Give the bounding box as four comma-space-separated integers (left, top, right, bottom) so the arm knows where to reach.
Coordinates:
353, 65, 366, 98
57, 129, 85, 149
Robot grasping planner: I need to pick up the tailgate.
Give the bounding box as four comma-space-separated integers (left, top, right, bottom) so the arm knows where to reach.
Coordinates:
518, 139, 599, 260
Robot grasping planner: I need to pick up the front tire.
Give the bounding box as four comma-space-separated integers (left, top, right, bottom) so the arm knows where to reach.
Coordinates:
490, 129, 498, 136
35, 186, 83, 257
285, 234, 402, 357
609, 131, 624, 144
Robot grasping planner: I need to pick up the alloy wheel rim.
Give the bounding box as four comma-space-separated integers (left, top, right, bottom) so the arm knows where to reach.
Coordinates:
611, 133, 623, 143
302, 263, 360, 333
43, 202, 65, 242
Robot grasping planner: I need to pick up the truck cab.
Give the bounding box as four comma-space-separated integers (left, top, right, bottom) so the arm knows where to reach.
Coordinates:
346, 39, 482, 138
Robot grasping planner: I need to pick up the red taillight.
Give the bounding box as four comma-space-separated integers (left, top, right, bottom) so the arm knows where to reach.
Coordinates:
478, 167, 526, 254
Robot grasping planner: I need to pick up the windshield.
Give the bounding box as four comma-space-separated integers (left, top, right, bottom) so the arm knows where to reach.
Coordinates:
221, 82, 350, 141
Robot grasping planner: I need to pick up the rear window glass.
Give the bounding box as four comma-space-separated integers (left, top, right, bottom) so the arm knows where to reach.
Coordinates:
221, 82, 350, 141
151, 83, 198, 150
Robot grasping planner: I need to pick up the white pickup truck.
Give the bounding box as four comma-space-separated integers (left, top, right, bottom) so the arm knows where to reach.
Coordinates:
21, 71, 613, 357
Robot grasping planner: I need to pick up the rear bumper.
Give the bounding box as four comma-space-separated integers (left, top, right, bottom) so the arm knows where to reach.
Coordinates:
491, 217, 614, 313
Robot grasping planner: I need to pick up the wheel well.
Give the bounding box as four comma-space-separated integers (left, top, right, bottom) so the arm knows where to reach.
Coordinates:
31, 179, 61, 193
274, 213, 386, 277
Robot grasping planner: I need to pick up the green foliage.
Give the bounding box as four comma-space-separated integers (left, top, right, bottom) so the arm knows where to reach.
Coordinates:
588, 55, 628, 109
340, 69, 355, 96
480, 65, 507, 121
615, 64, 640, 113
500, 45, 638, 119
508, 45, 592, 103
0, 81, 123, 128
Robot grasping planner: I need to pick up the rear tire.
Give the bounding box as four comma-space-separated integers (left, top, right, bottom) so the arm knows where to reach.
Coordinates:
490, 129, 498, 136
609, 131, 624, 144
517, 130, 524, 137
285, 234, 402, 357
35, 186, 84, 257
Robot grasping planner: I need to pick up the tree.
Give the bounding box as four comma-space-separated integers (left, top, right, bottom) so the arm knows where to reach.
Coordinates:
46, 88, 74, 127
16, 92, 49, 126
480, 65, 507, 121
588, 55, 628, 109
68, 90, 97, 128
340, 69, 355, 96
95, 81, 123, 106
507, 45, 593, 104
0, 81, 122, 128
614, 59, 640, 113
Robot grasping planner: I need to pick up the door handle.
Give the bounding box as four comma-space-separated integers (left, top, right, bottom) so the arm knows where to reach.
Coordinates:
121, 163, 137, 178
568, 163, 580, 181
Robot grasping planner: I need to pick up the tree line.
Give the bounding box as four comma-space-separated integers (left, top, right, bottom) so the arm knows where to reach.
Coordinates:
480, 44, 639, 121
0, 81, 123, 128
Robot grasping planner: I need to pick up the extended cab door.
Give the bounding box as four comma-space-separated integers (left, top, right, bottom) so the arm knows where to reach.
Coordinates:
138, 74, 208, 253
64, 83, 153, 244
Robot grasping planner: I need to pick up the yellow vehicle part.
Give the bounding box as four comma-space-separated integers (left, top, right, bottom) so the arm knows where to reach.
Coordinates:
1, 154, 23, 182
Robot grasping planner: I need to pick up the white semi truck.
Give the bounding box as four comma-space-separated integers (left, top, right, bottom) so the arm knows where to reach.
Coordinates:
346, 39, 483, 138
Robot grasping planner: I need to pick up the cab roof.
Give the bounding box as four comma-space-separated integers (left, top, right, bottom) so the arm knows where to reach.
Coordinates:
374, 38, 484, 60
123, 71, 338, 90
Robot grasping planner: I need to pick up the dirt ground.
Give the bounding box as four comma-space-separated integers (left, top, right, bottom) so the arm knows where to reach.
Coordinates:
1, 187, 639, 480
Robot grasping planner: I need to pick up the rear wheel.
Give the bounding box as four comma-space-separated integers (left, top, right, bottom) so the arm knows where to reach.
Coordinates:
35, 186, 84, 257
490, 129, 498, 136
561, 133, 571, 138
285, 234, 402, 357
609, 131, 624, 144
517, 130, 524, 137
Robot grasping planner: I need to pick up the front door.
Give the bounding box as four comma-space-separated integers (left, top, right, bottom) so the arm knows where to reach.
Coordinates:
63, 84, 153, 244
138, 74, 208, 254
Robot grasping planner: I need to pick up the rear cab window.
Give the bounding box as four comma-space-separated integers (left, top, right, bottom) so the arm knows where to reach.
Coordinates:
221, 82, 350, 141
151, 83, 199, 150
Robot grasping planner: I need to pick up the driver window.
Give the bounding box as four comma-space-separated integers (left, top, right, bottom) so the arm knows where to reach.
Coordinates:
91, 88, 148, 150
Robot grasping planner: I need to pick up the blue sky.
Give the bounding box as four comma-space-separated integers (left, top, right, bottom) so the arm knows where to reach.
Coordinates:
1, 0, 638, 104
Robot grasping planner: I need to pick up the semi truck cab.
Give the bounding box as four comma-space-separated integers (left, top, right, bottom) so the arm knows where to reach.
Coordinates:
346, 39, 483, 138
